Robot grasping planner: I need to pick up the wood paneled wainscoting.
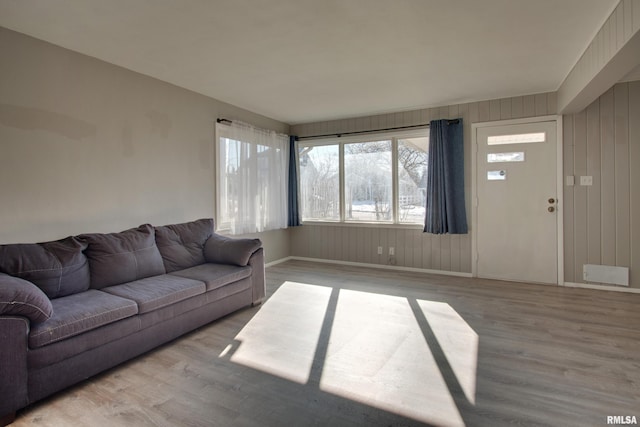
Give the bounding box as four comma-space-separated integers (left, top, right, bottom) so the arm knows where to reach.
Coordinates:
291, 224, 472, 274
12, 260, 640, 426
563, 81, 640, 289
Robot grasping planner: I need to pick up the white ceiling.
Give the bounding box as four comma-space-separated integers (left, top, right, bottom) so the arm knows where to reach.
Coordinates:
0, 0, 619, 125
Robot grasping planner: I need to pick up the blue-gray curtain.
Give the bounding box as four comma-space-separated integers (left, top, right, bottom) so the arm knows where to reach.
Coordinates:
287, 135, 301, 227
424, 119, 467, 234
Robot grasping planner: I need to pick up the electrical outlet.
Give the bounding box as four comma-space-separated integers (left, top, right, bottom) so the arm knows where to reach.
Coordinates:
580, 176, 593, 186
377, 246, 383, 255
389, 247, 395, 256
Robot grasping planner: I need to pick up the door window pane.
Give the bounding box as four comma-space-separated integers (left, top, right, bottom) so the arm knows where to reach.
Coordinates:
487, 170, 507, 180
487, 132, 545, 145
487, 152, 525, 163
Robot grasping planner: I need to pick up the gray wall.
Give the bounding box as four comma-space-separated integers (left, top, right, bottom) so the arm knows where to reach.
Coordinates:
290, 93, 557, 274
563, 81, 640, 288
0, 27, 290, 262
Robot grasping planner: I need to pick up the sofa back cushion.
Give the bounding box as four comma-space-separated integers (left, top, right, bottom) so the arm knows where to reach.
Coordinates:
80, 224, 166, 289
0, 237, 90, 299
154, 218, 213, 273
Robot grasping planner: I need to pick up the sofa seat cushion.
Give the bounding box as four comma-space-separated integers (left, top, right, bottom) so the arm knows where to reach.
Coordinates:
170, 263, 252, 292
102, 274, 205, 314
205, 277, 252, 303
29, 290, 138, 349
28, 316, 140, 369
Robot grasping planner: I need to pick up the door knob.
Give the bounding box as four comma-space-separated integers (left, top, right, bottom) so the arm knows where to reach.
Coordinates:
548, 198, 555, 204
548, 206, 555, 212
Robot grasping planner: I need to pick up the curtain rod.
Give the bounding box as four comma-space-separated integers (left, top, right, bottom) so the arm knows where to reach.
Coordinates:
297, 119, 459, 140
216, 118, 290, 139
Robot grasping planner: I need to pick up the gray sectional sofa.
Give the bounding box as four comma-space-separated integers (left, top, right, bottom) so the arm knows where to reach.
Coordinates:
0, 218, 265, 425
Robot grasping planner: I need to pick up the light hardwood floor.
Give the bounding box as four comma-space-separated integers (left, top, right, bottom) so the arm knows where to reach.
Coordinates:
13, 260, 640, 426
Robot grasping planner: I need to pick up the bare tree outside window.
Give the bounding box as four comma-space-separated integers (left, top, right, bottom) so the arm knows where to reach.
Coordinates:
398, 137, 428, 223
299, 145, 339, 220
298, 133, 428, 224
345, 141, 392, 221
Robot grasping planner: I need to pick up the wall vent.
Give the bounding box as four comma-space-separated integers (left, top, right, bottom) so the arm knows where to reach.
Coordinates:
583, 264, 629, 287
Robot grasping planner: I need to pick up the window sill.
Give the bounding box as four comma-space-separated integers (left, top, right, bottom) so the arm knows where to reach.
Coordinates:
300, 221, 423, 230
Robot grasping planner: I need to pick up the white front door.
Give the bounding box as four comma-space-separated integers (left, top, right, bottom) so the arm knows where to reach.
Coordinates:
475, 120, 559, 285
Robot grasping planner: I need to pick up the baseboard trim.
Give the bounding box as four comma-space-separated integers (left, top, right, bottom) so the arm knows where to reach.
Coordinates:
563, 281, 640, 294
265, 257, 294, 268
275, 256, 473, 278
268, 259, 638, 292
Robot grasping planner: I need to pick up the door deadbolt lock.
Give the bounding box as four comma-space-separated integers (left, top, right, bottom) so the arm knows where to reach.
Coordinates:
548, 206, 555, 213
548, 198, 555, 204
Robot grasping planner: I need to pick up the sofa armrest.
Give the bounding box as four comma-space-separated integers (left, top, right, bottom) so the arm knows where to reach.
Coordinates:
0, 273, 53, 324
248, 248, 266, 305
0, 316, 29, 422
204, 234, 262, 267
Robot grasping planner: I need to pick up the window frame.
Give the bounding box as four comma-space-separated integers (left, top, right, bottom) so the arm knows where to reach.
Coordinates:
298, 128, 428, 227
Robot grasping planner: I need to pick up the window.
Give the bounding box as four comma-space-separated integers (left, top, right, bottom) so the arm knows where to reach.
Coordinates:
216, 121, 288, 234
487, 152, 525, 163
299, 144, 339, 221
398, 137, 428, 224
487, 170, 507, 180
345, 140, 392, 221
487, 132, 545, 145
298, 130, 428, 225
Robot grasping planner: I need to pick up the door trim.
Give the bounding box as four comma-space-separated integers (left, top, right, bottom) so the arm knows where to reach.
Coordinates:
471, 115, 564, 286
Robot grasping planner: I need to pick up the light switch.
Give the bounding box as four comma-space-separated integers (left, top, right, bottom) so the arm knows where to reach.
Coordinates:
566, 175, 575, 186
580, 176, 593, 186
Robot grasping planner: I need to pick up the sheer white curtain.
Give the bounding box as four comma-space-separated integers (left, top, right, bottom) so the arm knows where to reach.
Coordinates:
216, 121, 289, 234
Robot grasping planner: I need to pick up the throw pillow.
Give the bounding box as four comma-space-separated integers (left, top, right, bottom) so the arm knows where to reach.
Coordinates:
0, 273, 53, 323
204, 233, 262, 267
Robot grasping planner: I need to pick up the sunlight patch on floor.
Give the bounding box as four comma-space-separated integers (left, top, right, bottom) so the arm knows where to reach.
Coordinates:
418, 300, 479, 404
319, 289, 465, 427
220, 281, 331, 384
224, 281, 477, 426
